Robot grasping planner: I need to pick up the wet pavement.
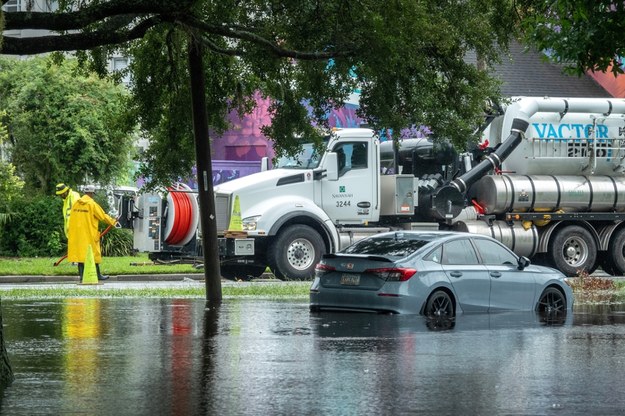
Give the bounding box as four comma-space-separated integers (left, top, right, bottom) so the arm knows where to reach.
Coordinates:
0, 298, 624, 415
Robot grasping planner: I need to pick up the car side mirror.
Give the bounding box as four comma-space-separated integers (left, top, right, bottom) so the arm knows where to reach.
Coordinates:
325, 152, 339, 181
517, 256, 530, 270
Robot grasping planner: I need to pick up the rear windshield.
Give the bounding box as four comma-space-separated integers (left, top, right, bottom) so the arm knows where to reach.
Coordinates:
342, 233, 442, 258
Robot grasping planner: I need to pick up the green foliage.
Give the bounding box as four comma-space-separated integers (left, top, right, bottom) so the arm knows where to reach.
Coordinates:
0, 195, 65, 257
0, 110, 24, 215
101, 227, 134, 257
102, 0, 518, 186
0, 56, 136, 194
519, 1, 625, 76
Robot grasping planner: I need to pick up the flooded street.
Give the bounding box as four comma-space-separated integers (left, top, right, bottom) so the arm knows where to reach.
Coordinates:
1, 298, 624, 415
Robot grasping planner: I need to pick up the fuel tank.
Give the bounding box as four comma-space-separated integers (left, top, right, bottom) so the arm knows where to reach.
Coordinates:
471, 174, 625, 214
454, 220, 538, 258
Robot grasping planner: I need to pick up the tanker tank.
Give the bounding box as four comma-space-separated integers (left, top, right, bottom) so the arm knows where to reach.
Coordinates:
484, 98, 625, 176
470, 174, 625, 215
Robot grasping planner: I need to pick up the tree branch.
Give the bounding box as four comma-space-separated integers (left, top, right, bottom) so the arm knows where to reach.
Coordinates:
1, 16, 162, 54
4, 0, 190, 31
178, 16, 353, 60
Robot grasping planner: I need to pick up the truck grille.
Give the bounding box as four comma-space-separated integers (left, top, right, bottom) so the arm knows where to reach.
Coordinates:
215, 193, 231, 233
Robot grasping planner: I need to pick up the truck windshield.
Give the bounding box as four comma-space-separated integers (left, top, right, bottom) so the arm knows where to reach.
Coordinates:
275, 143, 322, 169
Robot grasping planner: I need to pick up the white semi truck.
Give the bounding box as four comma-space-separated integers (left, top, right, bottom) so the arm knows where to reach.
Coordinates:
130, 96, 625, 280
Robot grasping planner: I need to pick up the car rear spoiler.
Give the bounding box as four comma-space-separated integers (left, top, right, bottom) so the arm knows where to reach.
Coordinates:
321, 253, 394, 263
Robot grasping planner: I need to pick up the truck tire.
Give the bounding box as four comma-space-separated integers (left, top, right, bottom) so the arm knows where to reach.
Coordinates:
607, 229, 625, 276
548, 225, 597, 277
221, 265, 266, 281
268, 224, 326, 280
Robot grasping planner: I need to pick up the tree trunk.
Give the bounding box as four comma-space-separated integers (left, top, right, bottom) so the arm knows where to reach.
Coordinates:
188, 37, 223, 303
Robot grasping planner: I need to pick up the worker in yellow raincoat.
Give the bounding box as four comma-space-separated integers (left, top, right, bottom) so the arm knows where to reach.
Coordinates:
67, 185, 117, 281
55, 183, 81, 238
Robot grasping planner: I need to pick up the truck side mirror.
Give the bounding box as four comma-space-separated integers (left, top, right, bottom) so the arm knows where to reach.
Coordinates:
260, 157, 269, 172
325, 152, 339, 181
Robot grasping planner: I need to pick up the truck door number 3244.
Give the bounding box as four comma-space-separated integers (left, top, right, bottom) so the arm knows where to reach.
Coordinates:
336, 200, 351, 207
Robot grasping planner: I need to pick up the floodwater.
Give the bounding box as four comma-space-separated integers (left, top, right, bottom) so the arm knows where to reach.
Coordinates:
0, 298, 624, 416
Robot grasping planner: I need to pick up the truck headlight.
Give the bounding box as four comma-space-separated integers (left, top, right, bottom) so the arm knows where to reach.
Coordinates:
242, 216, 261, 231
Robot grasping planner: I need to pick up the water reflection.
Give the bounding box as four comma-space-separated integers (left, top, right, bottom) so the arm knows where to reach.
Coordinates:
0, 299, 624, 415
62, 298, 104, 412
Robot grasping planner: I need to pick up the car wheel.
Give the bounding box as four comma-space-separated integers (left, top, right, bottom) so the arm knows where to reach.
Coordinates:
548, 225, 597, 277
424, 290, 454, 318
607, 229, 625, 275
220, 265, 267, 281
536, 287, 567, 320
268, 224, 326, 280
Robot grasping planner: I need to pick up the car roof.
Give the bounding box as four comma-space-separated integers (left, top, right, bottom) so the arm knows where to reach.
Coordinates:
371, 230, 467, 241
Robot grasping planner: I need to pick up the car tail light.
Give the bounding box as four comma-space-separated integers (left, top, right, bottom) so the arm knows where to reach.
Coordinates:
365, 267, 417, 281
315, 263, 335, 278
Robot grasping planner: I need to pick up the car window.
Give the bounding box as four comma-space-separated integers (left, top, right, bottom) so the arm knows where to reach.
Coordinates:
343, 234, 435, 257
423, 246, 442, 263
474, 239, 518, 265
441, 239, 479, 265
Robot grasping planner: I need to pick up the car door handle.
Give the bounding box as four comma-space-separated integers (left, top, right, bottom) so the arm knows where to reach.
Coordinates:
490, 272, 502, 278
449, 271, 462, 278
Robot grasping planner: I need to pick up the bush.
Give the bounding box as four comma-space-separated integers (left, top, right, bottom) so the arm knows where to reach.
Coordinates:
101, 226, 134, 257
0, 191, 136, 258
0, 194, 64, 257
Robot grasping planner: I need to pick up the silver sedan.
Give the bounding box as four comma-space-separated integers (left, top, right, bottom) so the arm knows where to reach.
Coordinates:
309, 231, 573, 318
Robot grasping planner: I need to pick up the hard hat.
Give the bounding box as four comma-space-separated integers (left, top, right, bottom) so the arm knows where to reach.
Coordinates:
83, 184, 96, 193
55, 183, 69, 195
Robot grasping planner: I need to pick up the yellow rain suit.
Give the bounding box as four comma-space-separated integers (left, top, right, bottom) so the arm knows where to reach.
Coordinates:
61, 189, 81, 238
67, 194, 117, 264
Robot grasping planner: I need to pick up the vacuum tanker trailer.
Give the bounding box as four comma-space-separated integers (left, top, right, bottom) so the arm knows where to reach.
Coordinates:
130, 96, 625, 279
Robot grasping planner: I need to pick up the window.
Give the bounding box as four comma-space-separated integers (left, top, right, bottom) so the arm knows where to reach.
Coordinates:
343, 233, 439, 258
3, 0, 21, 12
474, 239, 518, 265
442, 239, 479, 265
332, 142, 368, 176
112, 57, 131, 86
423, 246, 442, 263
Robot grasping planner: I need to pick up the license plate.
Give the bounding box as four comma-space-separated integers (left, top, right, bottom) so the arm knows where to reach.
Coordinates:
340, 273, 360, 286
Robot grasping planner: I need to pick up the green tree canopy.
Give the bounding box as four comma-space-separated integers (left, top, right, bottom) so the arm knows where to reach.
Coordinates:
0, 57, 135, 194
2, 0, 517, 187
0, 110, 23, 224
519, 1, 625, 76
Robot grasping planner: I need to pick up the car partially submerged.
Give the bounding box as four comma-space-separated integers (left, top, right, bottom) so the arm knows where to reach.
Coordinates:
309, 231, 573, 318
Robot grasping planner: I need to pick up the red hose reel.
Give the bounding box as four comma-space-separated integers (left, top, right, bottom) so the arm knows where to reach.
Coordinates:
164, 183, 199, 246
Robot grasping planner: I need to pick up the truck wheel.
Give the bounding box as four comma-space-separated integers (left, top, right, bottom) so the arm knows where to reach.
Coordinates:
220, 265, 267, 281
607, 229, 625, 275
268, 224, 326, 280
548, 225, 597, 277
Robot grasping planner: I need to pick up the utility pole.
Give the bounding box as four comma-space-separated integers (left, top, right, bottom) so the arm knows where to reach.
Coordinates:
188, 37, 222, 303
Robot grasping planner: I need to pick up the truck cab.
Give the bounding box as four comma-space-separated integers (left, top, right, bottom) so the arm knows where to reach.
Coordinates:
215, 128, 397, 280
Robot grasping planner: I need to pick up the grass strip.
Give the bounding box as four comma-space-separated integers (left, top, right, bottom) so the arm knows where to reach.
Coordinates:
0, 282, 310, 299
0, 254, 203, 276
